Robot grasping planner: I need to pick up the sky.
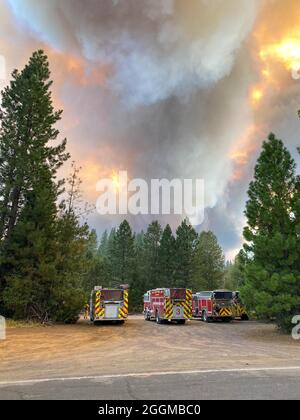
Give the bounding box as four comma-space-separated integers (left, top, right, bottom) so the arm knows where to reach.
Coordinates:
1, 0, 300, 259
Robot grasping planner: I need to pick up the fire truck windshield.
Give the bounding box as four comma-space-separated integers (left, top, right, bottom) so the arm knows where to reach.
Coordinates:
213, 291, 233, 300
170, 289, 186, 300
101, 290, 123, 301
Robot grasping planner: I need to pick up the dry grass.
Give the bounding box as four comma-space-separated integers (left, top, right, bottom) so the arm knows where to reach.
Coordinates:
6, 319, 44, 329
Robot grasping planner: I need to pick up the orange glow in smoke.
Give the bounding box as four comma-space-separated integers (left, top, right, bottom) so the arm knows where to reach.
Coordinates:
250, 87, 263, 104
240, 22, 300, 185
229, 125, 263, 182
259, 38, 300, 72
248, 18, 300, 110
47, 49, 109, 88
111, 170, 121, 192
262, 68, 270, 78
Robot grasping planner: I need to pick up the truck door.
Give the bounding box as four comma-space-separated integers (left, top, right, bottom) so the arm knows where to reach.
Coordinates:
105, 304, 119, 319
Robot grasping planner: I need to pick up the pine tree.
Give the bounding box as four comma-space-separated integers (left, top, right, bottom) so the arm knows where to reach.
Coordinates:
3, 170, 60, 320
134, 231, 145, 285
54, 212, 88, 322
107, 228, 116, 258
140, 221, 162, 290
223, 251, 246, 290
54, 166, 95, 321
125, 230, 144, 311
158, 224, 176, 286
174, 218, 197, 287
193, 231, 225, 290
98, 230, 109, 257
110, 220, 135, 285
0, 52, 95, 322
0, 50, 69, 306
82, 230, 113, 294
0, 50, 68, 242
134, 231, 145, 251
242, 133, 300, 331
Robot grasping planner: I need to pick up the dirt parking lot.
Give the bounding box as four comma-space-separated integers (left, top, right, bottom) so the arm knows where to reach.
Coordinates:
0, 316, 299, 383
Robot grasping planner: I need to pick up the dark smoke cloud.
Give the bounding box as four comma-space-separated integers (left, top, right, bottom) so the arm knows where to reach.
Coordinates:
3, 0, 300, 258
8, 0, 258, 105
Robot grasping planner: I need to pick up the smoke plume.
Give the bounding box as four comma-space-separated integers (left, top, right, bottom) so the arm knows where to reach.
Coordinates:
2, 0, 300, 258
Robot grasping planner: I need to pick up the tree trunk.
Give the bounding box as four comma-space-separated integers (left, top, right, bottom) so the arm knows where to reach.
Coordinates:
0, 188, 11, 240
6, 185, 21, 241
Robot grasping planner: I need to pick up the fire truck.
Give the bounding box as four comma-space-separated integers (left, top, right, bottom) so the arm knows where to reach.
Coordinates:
192, 289, 233, 322
231, 291, 249, 320
90, 285, 129, 324
143, 288, 192, 324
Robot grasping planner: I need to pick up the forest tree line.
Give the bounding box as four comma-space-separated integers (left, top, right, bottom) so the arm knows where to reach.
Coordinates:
1, 51, 300, 332
84, 219, 229, 311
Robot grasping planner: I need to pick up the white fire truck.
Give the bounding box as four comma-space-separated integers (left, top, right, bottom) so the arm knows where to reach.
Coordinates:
192, 289, 233, 322
143, 288, 192, 324
90, 285, 129, 324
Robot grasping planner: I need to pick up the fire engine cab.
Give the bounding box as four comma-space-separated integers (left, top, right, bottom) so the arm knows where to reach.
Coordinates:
143, 288, 192, 324
192, 289, 233, 322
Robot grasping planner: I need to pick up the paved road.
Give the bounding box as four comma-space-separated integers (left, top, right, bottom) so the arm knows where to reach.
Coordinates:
1, 367, 300, 400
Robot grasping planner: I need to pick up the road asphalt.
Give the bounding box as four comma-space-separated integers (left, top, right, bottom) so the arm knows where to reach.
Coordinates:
1, 367, 300, 400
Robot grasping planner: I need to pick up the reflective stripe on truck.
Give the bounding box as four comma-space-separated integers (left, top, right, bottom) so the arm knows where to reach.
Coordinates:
95, 291, 105, 319
118, 289, 129, 319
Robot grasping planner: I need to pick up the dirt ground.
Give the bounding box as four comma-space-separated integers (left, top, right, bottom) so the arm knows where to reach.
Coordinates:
0, 316, 299, 382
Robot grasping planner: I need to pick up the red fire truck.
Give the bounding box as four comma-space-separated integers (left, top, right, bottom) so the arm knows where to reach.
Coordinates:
143, 288, 192, 324
192, 290, 233, 322
90, 285, 129, 324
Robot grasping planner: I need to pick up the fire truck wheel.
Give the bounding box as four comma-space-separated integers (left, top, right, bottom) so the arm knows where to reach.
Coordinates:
202, 310, 211, 323
156, 312, 163, 324
222, 318, 232, 323
241, 314, 249, 321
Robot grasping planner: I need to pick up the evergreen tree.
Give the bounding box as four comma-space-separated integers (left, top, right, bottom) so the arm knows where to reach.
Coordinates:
223, 251, 246, 290
3, 163, 88, 322
53, 162, 91, 322
85, 229, 98, 259
127, 230, 145, 311
134, 231, 145, 286
242, 133, 300, 331
224, 261, 234, 290
141, 221, 162, 290
110, 220, 135, 285
54, 211, 88, 322
107, 228, 116, 259
0, 50, 68, 243
3, 171, 60, 320
81, 229, 111, 295
98, 230, 109, 257
174, 218, 197, 287
134, 231, 145, 251
0, 50, 69, 316
193, 231, 225, 290
158, 224, 176, 286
